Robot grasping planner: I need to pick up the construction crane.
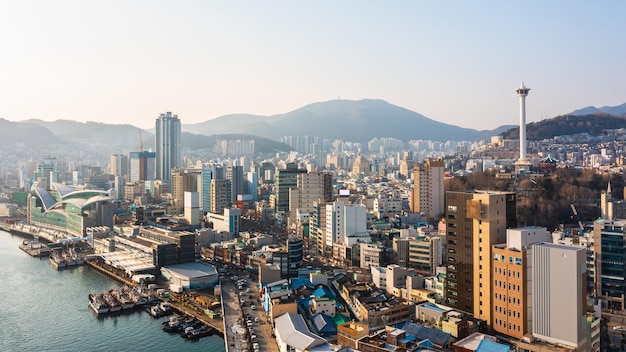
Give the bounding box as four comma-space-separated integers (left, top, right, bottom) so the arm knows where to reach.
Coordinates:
570, 203, 584, 233
138, 127, 144, 152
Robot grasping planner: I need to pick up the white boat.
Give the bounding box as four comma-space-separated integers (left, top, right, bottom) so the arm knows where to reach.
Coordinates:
88, 293, 110, 315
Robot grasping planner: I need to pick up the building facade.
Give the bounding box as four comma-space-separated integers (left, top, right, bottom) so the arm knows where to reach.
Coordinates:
155, 112, 181, 184
444, 190, 517, 322
412, 158, 445, 220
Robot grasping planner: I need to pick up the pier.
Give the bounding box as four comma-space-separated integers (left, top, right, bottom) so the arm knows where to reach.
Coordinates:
86, 258, 225, 335
166, 295, 225, 335
85, 258, 135, 286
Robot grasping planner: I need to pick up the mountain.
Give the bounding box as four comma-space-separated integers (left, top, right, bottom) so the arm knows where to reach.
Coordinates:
22, 119, 150, 151
183, 99, 508, 143
0, 118, 61, 148
501, 114, 626, 140
570, 102, 626, 117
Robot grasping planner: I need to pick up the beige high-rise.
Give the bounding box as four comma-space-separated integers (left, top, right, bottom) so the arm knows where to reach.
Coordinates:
412, 159, 445, 220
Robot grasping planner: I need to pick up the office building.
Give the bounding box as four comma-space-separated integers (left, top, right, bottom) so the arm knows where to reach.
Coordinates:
288, 171, 333, 227
170, 168, 200, 215
209, 178, 231, 214
155, 112, 181, 184
183, 191, 200, 227
129, 151, 156, 182
444, 190, 517, 321
226, 165, 244, 204
408, 235, 443, 275
593, 218, 626, 311
532, 243, 587, 350
200, 166, 214, 213
325, 201, 369, 250
108, 154, 129, 179
412, 158, 445, 220
274, 163, 306, 213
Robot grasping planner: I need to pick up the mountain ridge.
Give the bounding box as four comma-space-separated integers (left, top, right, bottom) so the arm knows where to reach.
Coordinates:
182, 99, 512, 143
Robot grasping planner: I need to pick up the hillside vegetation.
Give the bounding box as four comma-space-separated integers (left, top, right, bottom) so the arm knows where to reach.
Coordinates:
445, 168, 624, 230
501, 114, 626, 140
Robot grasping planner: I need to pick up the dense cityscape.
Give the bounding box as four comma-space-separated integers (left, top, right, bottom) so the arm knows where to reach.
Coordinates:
2, 81, 626, 352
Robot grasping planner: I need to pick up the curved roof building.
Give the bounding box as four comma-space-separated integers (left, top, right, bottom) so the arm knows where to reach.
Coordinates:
28, 182, 114, 236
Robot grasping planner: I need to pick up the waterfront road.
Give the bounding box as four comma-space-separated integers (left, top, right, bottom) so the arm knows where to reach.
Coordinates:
222, 278, 251, 352
221, 271, 279, 352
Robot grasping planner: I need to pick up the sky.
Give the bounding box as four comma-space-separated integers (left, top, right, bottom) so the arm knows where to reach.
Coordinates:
1, 1, 625, 130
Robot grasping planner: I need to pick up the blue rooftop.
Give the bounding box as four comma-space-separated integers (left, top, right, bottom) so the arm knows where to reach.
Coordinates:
312, 286, 335, 299
476, 339, 511, 352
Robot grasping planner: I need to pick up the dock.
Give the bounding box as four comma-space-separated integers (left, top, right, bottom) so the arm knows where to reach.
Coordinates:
85, 259, 135, 286
19, 240, 51, 258
86, 258, 225, 334
165, 296, 225, 335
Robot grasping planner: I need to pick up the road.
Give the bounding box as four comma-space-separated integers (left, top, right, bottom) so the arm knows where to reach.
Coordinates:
221, 268, 279, 352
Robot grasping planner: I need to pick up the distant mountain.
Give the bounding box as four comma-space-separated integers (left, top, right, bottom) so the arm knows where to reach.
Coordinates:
182, 99, 508, 143
570, 102, 626, 117
0, 118, 61, 148
501, 114, 626, 140
23, 119, 150, 151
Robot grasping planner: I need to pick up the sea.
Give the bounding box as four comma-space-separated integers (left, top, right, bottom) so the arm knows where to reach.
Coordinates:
0, 230, 226, 352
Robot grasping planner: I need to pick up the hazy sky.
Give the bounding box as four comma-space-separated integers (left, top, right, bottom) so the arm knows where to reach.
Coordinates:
1, 1, 624, 130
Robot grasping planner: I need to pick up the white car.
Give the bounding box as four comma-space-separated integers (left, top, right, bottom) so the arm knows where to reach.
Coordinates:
614, 326, 626, 332
251, 305, 256, 310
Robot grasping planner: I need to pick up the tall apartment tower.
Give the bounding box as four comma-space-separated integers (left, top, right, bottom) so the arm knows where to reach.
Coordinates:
288, 172, 333, 227
412, 159, 445, 220
129, 151, 156, 182
108, 154, 129, 179
170, 168, 200, 215
325, 201, 368, 250
155, 112, 182, 184
274, 163, 307, 213
209, 178, 231, 214
444, 190, 517, 321
492, 226, 549, 339
532, 243, 588, 350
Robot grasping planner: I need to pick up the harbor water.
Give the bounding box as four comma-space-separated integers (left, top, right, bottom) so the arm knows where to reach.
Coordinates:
0, 231, 226, 352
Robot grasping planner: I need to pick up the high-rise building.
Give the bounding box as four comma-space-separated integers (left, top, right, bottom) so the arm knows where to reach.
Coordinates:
108, 154, 129, 179
593, 219, 626, 311
412, 158, 445, 220
325, 201, 369, 250
155, 112, 181, 184
209, 178, 231, 214
200, 166, 214, 213
444, 190, 517, 321
288, 171, 333, 227
310, 201, 328, 254
226, 166, 244, 204
129, 151, 156, 182
274, 163, 306, 213
532, 243, 588, 350
170, 168, 200, 215
351, 154, 371, 176
408, 235, 443, 275
244, 172, 258, 201
492, 226, 548, 339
